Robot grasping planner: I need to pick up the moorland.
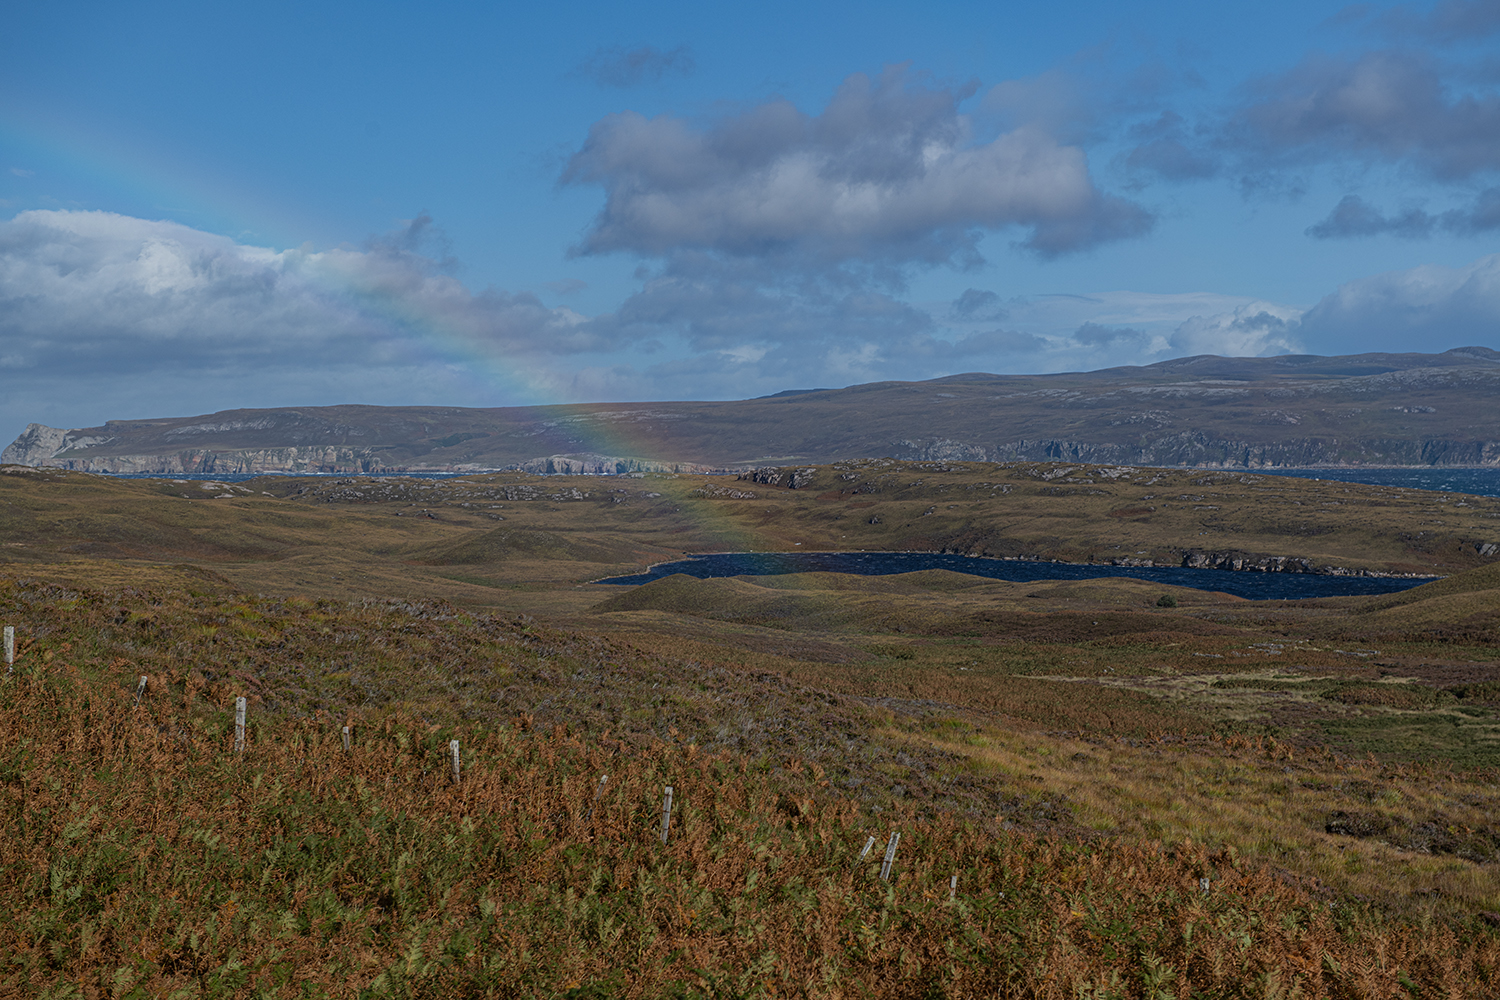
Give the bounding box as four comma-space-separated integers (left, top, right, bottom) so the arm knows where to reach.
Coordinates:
3, 459, 1500, 997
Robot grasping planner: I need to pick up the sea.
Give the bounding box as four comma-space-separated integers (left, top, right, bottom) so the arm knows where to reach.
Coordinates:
100, 466, 1500, 498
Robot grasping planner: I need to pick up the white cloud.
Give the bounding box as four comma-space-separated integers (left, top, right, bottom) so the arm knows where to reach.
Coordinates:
1298, 251, 1500, 352
563, 64, 1152, 264
1169, 302, 1303, 357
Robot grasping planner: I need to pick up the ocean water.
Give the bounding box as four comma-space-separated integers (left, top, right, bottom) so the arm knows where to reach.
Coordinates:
596, 551, 1431, 601
1257, 467, 1500, 498
97, 466, 1500, 495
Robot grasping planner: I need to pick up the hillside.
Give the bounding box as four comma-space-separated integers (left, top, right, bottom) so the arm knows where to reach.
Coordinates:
5, 347, 1500, 474
7, 463, 1500, 992
5, 555, 1500, 994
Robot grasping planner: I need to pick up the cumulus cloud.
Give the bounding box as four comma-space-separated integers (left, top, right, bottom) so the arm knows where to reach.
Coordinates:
948, 288, 1007, 321
562, 64, 1152, 265
1305, 194, 1437, 238
1073, 321, 1145, 345
1226, 49, 1500, 181
0, 210, 610, 380
1298, 251, 1500, 351
572, 44, 694, 88
1306, 188, 1500, 238
1169, 302, 1303, 357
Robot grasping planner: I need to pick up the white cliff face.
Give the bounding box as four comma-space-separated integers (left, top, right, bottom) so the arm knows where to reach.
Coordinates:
0, 423, 725, 474
0, 424, 114, 466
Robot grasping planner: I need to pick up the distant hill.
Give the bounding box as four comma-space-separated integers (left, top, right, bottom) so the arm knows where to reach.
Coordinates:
5, 347, 1500, 474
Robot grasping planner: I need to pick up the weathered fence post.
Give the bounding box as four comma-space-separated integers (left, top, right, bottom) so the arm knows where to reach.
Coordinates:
879, 832, 900, 882
134, 675, 148, 706
586, 774, 608, 822
234, 697, 246, 752
949, 874, 958, 901
450, 739, 461, 784
660, 785, 674, 844
341, 725, 351, 751
859, 835, 876, 861
3, 625, 13, 673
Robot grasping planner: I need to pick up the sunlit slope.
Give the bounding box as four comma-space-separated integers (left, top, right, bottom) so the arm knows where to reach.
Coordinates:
4, 460, 1500, 612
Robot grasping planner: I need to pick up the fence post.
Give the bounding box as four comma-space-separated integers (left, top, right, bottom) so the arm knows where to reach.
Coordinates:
660, 785, 674, 844
341, 725, 351, 751
450, 740, 461, 784
859, 835, 876, 861
3, 625, 12, 673
949, 874, 958, 901
134, 675, 148, 706
234, 697, 246, 752
586, 774, 608, 822
879, 832, 900, 882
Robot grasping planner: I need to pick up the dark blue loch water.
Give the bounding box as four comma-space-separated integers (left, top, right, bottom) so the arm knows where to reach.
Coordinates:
597, 551, 1433, 601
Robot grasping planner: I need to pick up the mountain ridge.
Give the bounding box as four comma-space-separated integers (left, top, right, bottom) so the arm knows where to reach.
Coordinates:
5, 347, 1499, 474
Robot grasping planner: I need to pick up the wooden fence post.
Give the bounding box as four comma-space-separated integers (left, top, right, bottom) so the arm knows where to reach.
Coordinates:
341, 726, 351, 751
234, 697, 246, 752
586, 774, 608, 822
949, 874, 958, 901
134, 675, 148, 706
450, 739, 461, 784
859, 835, 876, 861
3, 625, 12, 673
879, 832, 900, 882
660, 785, 674, 844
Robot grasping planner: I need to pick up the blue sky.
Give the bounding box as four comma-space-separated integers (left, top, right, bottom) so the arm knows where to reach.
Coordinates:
2, 0, 1499, 438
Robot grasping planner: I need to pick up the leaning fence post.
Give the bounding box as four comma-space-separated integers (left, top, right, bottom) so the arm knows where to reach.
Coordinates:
450, 740, 461, 784
879, 831, 900, 882
134, 675, 148, 706
234, 696, 246, 752
586, 774, 608, 822
341, 726, 351, 751
660, 785, 674, 844
3, 625, 13, 673
859, 835, 876, 861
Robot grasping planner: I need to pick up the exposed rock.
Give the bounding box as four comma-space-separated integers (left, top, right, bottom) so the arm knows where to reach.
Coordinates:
740, 467, 819, 489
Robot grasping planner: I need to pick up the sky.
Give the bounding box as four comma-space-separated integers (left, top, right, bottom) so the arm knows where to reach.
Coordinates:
2, 0, 1500, 440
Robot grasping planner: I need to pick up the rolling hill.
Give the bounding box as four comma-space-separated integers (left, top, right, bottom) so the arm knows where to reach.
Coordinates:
4, 347, 1500, 474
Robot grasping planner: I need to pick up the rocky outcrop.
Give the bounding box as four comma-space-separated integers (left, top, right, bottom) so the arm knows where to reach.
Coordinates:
513, 454, 730, 476
739, 467, 819, 489
1176, 549, 1424, 576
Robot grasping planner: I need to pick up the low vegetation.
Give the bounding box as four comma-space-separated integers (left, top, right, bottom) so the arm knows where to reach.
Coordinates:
3, 460, 1500, 994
